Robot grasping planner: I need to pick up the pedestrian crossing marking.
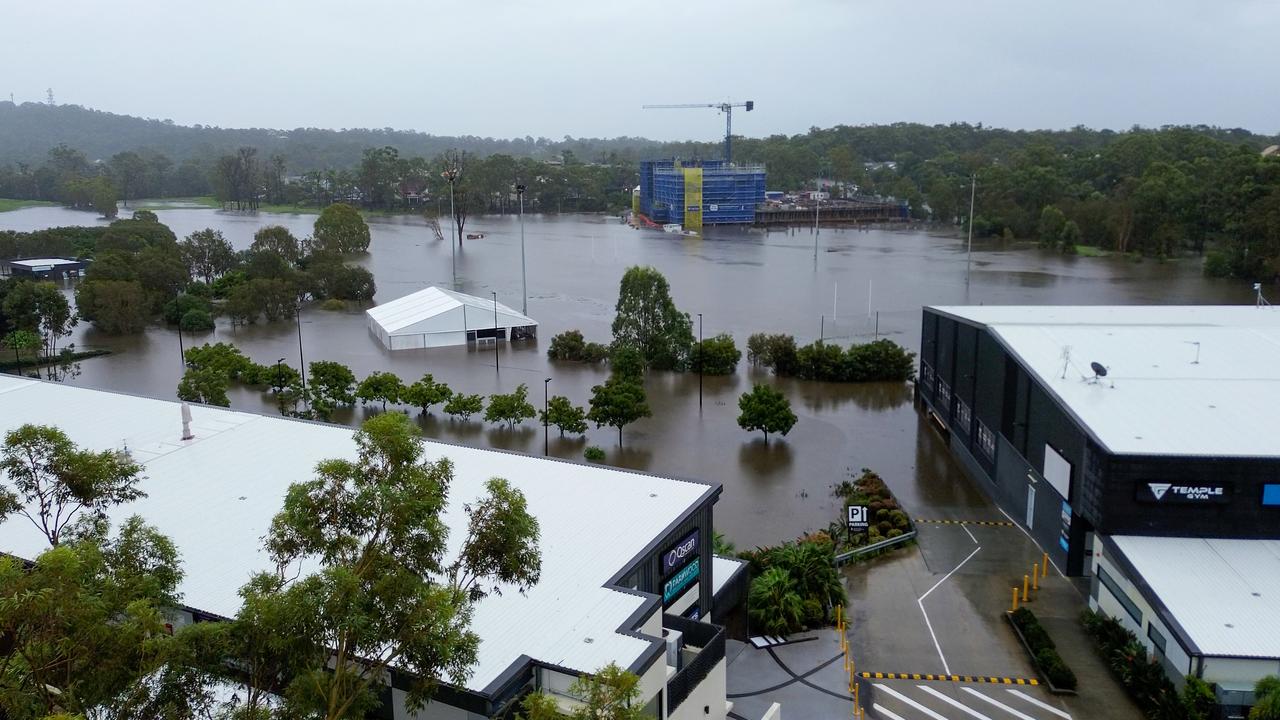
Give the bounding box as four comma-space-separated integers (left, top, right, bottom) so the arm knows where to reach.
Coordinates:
861, 671, 1038, 685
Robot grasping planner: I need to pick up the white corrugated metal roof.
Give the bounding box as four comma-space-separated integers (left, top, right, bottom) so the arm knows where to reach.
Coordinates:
929, 305, 1280, 456
7, 257, 80, 267
366, 286, 535, 334
1110, 535, 1280, 659
0, 377, 707, 691
711, 555, 746, 597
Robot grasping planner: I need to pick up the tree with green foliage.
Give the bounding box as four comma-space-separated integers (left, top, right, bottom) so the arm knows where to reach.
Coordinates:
2, 280, 76, 357
547, 330, 609, 363
92, 177, 118, 218
610, 266, 694, 371
180, 228, 237, 285
737, 384, 797, 443
771, 540, 846, 621
1253, 676, 1280, 720
485, 383, 537, 428
747, 333, 799, 376
76, 279, 149, 334
356, 370, 404, 410
541, 395, 588, 436
518, 663, 646, 720
748, 567, 805, 636
1037, 205, 1067, 248
254, 413, 542, 720
0, 516, 182, 718
177, 367, 231, 407
444, 393, 485, 420
692, 332, 742, 375
2, 328, 39, 366
0, 423, 146, 546
608, 344, 644, 381
251, 225, 302, 263
313, 202, 371, 254
587, 375, 650, 447
403, 373, 453, 415
161, 292, 211, 325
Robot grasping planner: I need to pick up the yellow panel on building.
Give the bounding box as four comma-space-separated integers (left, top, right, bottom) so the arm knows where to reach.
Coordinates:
682, 167, 703, 232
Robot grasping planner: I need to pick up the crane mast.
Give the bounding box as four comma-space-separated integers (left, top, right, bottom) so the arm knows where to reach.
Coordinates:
641, 101, 755, 163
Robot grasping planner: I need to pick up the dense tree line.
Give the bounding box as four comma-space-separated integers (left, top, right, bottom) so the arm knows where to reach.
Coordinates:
5, 100, 1280, 276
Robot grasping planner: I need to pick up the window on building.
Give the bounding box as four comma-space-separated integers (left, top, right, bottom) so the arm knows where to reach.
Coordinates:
1147, 623, 1167, 655
920, 363, 935, 393
938, 381, 952, 410
1097, 565, 1142, 625
954, 399, 972, 434
976, 421, 996, 459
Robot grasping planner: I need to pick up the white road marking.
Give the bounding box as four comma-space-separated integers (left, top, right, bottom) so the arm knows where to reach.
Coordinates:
874, 683, 953, 720
1007, 688, 1072, 719
873, 703, 908, 720
962, 523, 978, 544
919, 684, 995, 720
961, 687, 1037, 720
917, 544, 982, 674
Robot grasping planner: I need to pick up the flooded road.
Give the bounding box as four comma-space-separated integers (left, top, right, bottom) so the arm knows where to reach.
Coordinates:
1, 206, 1253, 548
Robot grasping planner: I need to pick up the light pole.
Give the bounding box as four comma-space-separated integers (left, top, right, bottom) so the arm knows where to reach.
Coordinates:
697, 312, 703, 410
177, 322, 185, 369
442, 163, 460, 287
492, 291, 499, 374
543, 377, 551, 456
813, 182, 820, 264
965, 174, 976, 286
517, 183, 527, 315
274, 357, 286, 415
295, 304, 307, 399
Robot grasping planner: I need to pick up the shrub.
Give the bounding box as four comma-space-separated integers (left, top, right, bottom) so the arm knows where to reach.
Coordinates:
788, 339, 916, 382
179, 308, 215, 332
547, 330, 609, 363
747, 333, 798, 375
1202, 251, 1232, 278
748, 567, 805, 636
692, 333, 741, 375
1081, 609, 1183, 715
1036, 648, 1078, 690
163, 292, 211, 325
584, 445, 605, 462
320, 298, 346, 311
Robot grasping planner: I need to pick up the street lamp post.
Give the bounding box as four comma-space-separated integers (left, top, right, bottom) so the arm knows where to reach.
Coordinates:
517, 184, 527, 315
543, 377, 551, 456
443, 164, 460, 287
965, 174, 976, 286
697, 312, 703, 410
492, 291, 499, 374
295, 304, 307, 399
177, 322, 185, 369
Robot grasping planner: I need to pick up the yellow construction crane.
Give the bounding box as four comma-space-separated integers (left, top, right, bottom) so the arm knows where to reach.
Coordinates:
641, 101, 755, 164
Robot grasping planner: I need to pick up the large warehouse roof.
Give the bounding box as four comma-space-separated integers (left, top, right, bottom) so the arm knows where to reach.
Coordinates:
0, 376, 711, 693
929, 305, 1280, 457
1110, 535, 1280, 659
366, 286, 534, 334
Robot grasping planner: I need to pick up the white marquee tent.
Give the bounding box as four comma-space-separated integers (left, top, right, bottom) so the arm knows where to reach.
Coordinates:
366, 286, 537, 350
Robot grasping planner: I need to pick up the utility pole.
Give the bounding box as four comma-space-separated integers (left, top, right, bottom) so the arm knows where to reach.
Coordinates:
517, 184, 527, 315
966, 174, 976, 286
543, 377, 551, 456
295, 305, 307, 400
443, 161, 460, 287
177, 323, 185, 369
697, 313, 703, 410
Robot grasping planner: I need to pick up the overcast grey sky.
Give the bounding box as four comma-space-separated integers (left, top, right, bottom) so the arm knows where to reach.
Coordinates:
4, 0, 1276, 140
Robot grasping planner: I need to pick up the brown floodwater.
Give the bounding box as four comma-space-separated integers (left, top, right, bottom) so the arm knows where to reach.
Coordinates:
0, 206, 1254, 548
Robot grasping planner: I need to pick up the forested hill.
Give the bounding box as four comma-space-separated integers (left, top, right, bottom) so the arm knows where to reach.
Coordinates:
0, 101, 698, 170
3, 100, 1276, 173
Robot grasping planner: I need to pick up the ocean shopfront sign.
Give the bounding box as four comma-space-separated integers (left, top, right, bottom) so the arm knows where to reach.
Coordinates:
663, 558, 700, 606
662, 529, 699, 577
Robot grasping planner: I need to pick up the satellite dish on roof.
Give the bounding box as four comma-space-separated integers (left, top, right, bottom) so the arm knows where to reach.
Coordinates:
1090, 362, 1108, 378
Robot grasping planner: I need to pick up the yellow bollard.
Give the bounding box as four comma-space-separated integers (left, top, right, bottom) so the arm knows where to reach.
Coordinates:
1042, 552, 1049, 578
1012, 586, 1019, 611
1022, 574, 1030, 602
1032, 563, 1040, 591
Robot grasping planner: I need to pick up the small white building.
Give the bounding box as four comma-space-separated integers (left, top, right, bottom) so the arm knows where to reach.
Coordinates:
366, 287, 538, 351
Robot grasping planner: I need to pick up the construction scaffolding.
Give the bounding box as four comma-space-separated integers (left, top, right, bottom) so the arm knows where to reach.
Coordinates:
638, 159, 767, 226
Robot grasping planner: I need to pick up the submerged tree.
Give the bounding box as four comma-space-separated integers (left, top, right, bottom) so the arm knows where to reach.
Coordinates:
737, 384, 797, 443
610, 266, 694, 372
587, 375, 651, 447
356, 370, 404, 410
541, 395, 588, 437
484, 383, 537, 428
402, 373, 453, 415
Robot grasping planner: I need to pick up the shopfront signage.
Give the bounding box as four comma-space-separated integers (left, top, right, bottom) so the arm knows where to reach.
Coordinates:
683, 604, 701, 621
663, 557, 700, 605
662, 530, 699, 577
1136, 482, 1231, 505
1263, 484, 1280, 507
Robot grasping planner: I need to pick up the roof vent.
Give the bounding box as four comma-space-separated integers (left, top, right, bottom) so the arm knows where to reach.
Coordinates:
181, 402, 194, 441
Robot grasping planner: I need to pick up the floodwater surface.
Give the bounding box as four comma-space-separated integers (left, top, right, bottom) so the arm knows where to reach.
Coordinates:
1, 205, 1253, 547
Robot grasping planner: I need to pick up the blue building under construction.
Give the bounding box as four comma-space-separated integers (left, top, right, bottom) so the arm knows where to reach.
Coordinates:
636, 160, 767, 230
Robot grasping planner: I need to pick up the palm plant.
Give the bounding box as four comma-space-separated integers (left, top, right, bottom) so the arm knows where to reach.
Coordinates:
747, 567, 804, 636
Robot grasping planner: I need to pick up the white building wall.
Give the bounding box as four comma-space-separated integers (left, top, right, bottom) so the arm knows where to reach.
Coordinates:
1200, 657, 1280, 687
667, 583, 700, 617
394, 688, 485, 720
1093, 546, 1195, 676
667, 658, 727, 720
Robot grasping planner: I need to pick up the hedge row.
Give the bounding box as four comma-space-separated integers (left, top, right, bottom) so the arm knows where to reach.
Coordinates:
1011, 607, 1078, 690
